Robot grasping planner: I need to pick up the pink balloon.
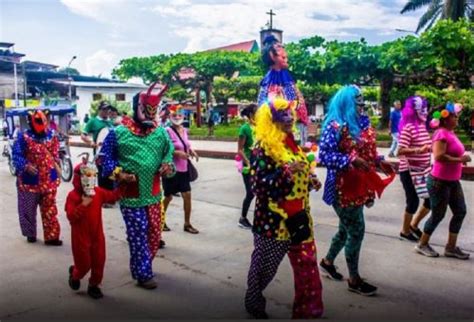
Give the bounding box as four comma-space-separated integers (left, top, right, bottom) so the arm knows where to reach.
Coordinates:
430, 118, 440, 129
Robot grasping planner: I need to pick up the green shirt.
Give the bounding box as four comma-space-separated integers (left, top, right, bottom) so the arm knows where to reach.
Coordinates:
238, 122, 254, 160
115, 125, 175, 208
83, 117, 112, 142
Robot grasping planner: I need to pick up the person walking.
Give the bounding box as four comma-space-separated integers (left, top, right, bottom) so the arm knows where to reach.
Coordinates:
244, 98, 323, 319
318, 85, 394, 296
397, 96, 432, 241
388, 100, 402, 158
162, 105, 200, 234
237, 104, 257, 229
415, 103, 471, 259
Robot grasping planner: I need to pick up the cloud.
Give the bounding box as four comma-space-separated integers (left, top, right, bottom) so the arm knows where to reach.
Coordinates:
85, 49, 118, 77
151, 0, 420, 51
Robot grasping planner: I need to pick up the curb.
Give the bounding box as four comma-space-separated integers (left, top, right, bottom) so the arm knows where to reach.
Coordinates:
69, 141, 474, 181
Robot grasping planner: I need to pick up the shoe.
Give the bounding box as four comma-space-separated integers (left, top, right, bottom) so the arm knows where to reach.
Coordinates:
45, 239, 63, 246
159, 240, 166, 249
348, 280, 377, 296
137, 277, 158, 290
414, 243, 439, 257
238, 217, 252, 230
87, 285, 104, 299
68, 266, 80, 290
319, 260, 344, 281
27, 236, 37, 243
163, 223, 170, 232
184, 224, 199, 234
388, 153, 395, 158
399, 232, 418, 242
248, 311, 269, 319
409, 226, 423, 240
444, 246, 470, 260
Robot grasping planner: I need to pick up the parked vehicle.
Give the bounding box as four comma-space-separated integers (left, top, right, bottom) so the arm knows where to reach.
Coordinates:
4, 105, 76, 181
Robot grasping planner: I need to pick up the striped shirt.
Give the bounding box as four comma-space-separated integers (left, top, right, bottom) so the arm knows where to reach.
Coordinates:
398, 123, 432, 172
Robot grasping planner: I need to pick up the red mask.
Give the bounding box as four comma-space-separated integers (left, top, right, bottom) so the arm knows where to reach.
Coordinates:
138, 82, 168, 121
28, 110, 49, 135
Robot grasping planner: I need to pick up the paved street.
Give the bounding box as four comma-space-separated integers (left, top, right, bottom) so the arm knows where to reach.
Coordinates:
0, 146, 473, 319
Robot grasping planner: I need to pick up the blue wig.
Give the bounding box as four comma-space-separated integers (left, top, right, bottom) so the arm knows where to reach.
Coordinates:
322, 85, 362, 140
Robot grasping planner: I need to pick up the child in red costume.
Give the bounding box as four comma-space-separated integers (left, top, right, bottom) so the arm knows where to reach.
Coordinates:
65, 156, 129, 299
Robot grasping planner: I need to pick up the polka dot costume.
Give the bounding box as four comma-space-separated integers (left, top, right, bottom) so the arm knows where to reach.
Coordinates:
245, 234, 323, 318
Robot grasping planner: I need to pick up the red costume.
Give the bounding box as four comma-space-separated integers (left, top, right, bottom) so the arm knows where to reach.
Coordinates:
65, 164, 121, 287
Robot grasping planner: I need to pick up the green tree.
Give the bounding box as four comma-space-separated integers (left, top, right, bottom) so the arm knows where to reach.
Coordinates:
58, 67, 80, 76
400, 0, 473, 32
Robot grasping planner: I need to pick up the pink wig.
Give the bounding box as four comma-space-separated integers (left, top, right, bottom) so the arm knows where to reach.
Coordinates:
398, 96, 428, 134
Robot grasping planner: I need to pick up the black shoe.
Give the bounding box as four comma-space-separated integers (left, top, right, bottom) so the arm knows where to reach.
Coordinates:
399, 232, 418, 242
27, 236, 37, 243
319, 260, 344, 281
238, 217, 252, 230
137, 277, 158, 290
410, 226, 423, 240
348, 280, 377, 296
159, 240, 166, 249
68, 266, 80, 291
45, 239, 63, 246
249, 311, 269, 319
163, 223, 171, 232
87, 285, 104, 299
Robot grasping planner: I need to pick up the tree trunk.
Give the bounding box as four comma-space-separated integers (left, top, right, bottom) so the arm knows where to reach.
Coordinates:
196, 87, 201, 127
379, 75, 394, 129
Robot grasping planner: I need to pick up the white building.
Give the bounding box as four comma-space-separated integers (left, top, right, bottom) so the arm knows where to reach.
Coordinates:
50, 80, 146, 122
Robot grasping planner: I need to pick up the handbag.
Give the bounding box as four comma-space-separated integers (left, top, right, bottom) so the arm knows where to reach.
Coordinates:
409, 166, 431, 199
285, 210, 311, 245
170, 126, 198, 182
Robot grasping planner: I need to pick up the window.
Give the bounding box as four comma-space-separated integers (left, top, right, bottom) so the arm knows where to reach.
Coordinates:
115, 93, 125, 101
92, 93, 102, 101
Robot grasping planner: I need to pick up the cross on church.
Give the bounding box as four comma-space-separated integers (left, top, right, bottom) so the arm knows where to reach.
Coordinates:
266, 9, 276, 29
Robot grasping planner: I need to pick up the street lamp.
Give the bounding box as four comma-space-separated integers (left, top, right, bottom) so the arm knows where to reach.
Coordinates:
67, 55, 77, 101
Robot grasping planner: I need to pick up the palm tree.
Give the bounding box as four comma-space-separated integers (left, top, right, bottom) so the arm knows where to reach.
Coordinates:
400, 0, 473, 33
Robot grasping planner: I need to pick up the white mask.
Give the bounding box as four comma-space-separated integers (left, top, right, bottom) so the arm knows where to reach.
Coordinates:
170, 116, 184, 126
80, 164, 98, 196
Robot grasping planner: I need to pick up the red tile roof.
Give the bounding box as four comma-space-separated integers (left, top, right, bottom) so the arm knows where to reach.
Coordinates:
206, 40, 257, 53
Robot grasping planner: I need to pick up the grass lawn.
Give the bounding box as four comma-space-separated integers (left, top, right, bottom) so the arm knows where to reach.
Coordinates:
189, 123, 471, 144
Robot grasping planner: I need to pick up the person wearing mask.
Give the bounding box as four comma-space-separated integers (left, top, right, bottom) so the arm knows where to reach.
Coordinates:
318, 85, 394, 296
388, 100, 402, 158
162, 105, 200, 234
415, 103, 471, 259
397, 96, 432, 242
244, 98, 323, 319
237, 104, 257, 229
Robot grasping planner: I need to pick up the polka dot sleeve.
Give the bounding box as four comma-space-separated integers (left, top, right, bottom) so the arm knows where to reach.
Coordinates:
12, 131, 27, 173
319, 123, 351, 170
100, 129, 119, 178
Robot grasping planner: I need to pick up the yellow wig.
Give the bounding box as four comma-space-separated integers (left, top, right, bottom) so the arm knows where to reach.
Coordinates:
254, 98, 297, 165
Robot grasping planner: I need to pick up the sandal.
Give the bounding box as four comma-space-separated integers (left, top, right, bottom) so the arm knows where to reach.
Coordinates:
184, 224, 199, 234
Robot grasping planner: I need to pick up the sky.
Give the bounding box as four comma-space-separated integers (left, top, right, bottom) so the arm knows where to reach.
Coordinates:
1, 0, 423, 79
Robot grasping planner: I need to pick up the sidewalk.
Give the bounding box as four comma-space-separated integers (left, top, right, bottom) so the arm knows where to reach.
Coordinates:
68, 136, 474, 179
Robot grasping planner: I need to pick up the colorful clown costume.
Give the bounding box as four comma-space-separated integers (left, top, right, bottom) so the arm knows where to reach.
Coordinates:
12, 128, 61, 242
100, 116, 174, 284
244, 99, 323, 319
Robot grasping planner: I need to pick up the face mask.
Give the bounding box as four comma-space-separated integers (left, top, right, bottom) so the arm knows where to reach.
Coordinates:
136, 104, 156, 128
414, 97, 428, 122
170, 116, 184, 126
29, 110, 49, 135
80, 165, 97, 196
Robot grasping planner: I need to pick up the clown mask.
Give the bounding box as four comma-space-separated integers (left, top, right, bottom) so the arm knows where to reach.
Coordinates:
28, 110, 49, 136
169, 105, 184, 126
414, 96, 428, 122
80, 164, 98, 196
